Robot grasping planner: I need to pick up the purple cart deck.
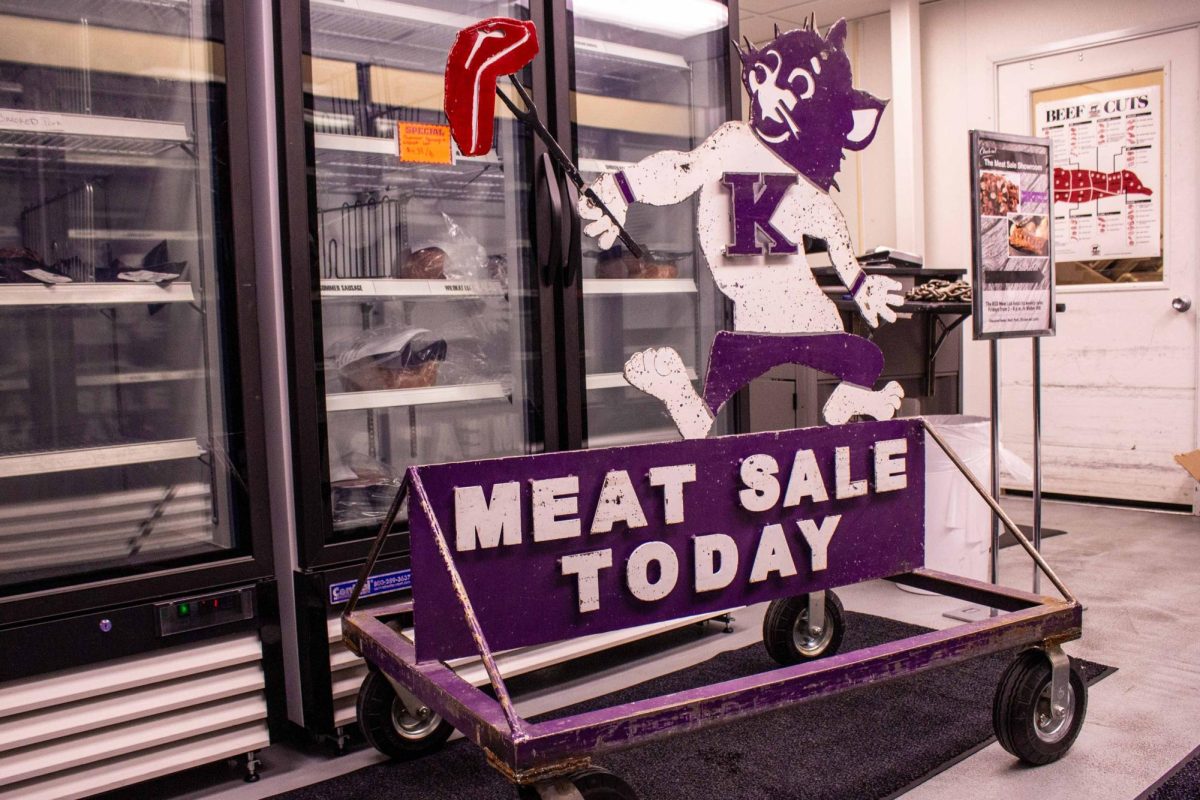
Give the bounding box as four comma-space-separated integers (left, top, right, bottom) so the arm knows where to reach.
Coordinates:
343, 570, 1081, 784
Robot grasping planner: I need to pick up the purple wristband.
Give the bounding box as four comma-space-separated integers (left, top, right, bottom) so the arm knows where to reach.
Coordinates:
613, 170, 636, 204
850, 271, 868, 296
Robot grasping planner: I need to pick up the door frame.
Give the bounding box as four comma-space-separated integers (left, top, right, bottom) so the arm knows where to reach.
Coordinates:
991, 21, 1200, 512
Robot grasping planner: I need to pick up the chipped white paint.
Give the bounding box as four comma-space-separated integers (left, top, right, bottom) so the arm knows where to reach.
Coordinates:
530, 476, 581, 542
454, 481, 522, 551
834, 446, 868, 499
693, 533, 739, 592
748, 522, 798, 582
648, 464, 697, 524
797, 515, 841, 572
560, 549, 613, 612
589, 470, 649, 534
580, 120, 906, 439
626, 541, 679, 602
874, 437, 910, 492
737, 453, 781, 512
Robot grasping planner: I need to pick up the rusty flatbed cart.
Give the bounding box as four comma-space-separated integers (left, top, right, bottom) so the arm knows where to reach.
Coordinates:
340, 418, 1086, 799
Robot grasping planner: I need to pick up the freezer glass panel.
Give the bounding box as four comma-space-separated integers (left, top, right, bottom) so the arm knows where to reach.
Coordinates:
568, 1, 733, 447
0, 1, 248, 589
304, 0, 543, 541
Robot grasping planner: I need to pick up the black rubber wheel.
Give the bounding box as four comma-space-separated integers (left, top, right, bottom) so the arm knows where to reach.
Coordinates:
762, 591, 845, 666
356, 668, 454, 761
518, 767, 638, 800
993, 650, 1088, 765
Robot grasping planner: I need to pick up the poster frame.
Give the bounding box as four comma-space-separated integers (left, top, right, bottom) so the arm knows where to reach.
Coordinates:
969, 129, 1058, 340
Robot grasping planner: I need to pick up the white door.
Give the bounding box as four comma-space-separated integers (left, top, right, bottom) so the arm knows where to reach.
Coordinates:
995, 28, 1199, 509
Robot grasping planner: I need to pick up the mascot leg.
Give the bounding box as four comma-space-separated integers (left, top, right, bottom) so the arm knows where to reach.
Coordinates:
623, 347, 715, 440
701, 330, 903, 424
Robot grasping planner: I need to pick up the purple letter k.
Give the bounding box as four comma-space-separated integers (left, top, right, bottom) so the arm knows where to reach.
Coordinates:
721, 172, 799, 256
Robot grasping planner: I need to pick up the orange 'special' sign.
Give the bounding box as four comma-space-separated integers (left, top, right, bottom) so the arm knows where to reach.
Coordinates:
397, 122, 452, 164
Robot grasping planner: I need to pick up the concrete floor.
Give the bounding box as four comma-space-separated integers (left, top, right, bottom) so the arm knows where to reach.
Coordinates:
136, 498, 1199, 800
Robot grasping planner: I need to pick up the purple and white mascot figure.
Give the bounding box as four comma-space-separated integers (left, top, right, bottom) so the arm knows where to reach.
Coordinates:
579, 18, 905, 439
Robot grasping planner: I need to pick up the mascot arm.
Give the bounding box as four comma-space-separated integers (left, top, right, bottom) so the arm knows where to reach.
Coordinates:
806, 195, 903, 327
578, 126, 730, 249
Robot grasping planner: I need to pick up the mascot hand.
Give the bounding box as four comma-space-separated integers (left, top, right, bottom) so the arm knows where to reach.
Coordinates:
854, 274, 905, 327
577, 173, 628, 251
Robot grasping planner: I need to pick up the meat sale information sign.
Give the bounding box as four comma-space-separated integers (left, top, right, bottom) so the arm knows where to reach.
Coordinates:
1035, 84, 1160, 261
970, 130, 1056, 339
407, 420, 924, 662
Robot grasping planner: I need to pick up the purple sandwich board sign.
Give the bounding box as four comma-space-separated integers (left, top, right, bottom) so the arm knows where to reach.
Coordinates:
408, 419, 925, 663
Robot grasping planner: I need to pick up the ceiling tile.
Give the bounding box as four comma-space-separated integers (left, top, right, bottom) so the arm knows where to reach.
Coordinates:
739, 0, 800, 14
773, 0, 891, 26
739, 13, 787, 44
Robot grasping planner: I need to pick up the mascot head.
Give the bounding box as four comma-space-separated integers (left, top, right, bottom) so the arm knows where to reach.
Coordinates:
738, 18, 887, 191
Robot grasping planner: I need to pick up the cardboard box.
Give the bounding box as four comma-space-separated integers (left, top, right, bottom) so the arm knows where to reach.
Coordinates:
1174, 450, 1200, 483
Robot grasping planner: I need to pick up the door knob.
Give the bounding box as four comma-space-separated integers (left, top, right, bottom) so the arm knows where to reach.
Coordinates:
1172, 296, 1192, 312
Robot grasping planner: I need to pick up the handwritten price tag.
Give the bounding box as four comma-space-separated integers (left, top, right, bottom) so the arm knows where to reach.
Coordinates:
397, 122, 452, 164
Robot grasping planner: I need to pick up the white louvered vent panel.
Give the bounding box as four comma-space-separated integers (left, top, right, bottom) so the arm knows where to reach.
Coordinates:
0, 695, 265, 786
334, 694, 359, 728
331, 664, 370, 701
0, 634, 268, 800
0, 663, 263, 753
0, 633, 261, 718
0, 723, 269, 800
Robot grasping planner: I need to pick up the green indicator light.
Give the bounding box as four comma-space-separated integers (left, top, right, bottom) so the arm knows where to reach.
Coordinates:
178, 603, 190, 617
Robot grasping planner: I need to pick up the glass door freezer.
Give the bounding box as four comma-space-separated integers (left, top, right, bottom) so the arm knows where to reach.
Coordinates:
273, 0, 559, 741
561, 2, 739, 447
0, 1, 276, 796
270, 0, 739, 744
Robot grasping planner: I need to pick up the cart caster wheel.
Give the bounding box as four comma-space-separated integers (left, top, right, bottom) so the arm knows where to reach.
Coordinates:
518, 767, 639, 800
762, 591, 845, 665
993, 650, 1088, 765
357, 669, 454, 761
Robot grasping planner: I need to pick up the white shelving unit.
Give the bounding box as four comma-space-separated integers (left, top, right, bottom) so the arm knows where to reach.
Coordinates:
0, 439, 204, 480
314, 132, 502, 166
581, 278, 697, 296
0, 283, 196, 307
325, 382, 508, 413
585, 368, 698, 392
0, 110, 190, 156
320, 278, 505, 299
578, 157, 634, 175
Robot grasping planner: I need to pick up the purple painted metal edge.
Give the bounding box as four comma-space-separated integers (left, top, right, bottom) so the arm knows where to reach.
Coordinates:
887, 568, 1048, 612
344, 613, 518, 764
513, 600, 1082, 767
348, 574, 1081, 778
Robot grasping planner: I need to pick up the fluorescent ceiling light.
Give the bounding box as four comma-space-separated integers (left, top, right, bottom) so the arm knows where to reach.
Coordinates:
573, 0, 729, 39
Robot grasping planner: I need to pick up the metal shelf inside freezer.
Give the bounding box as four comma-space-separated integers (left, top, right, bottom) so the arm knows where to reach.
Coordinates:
320, 278, 506, 299
0, 282, 196, 307
325, 381, 508, 412
0, 439, 204, 479
0, 110, 190, 158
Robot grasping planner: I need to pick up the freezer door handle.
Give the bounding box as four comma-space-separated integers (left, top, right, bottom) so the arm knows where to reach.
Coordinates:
535, 151, 563, 286
559, 168, 581, 287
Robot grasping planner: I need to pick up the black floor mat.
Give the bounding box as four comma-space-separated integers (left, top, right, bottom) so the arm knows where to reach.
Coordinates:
1139, 744, 1200, 800
272, 612, 1113, 800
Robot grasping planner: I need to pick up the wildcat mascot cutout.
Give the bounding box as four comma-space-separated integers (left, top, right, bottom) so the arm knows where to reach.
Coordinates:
579, 19, 905, 439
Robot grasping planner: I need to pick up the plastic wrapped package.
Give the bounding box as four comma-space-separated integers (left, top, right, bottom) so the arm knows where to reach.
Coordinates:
333, 326, 448, 392
329, 450, 401, 526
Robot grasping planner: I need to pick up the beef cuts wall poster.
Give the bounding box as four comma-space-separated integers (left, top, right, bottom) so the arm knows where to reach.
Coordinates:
969, 131, 1055, 339
1035, 83, 1161, 262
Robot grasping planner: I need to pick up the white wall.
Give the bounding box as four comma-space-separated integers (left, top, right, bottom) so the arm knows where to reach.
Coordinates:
918, 0, 1200, 417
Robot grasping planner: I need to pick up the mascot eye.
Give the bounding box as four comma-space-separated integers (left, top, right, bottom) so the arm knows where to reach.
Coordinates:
787, 68, 815, 100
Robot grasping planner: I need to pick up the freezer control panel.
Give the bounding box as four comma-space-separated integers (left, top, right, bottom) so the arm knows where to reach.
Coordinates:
156, 586, 255, 637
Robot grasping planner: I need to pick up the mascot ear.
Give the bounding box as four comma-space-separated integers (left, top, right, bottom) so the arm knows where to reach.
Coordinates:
824, 17, 848, 50
845, 89, 888, 151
